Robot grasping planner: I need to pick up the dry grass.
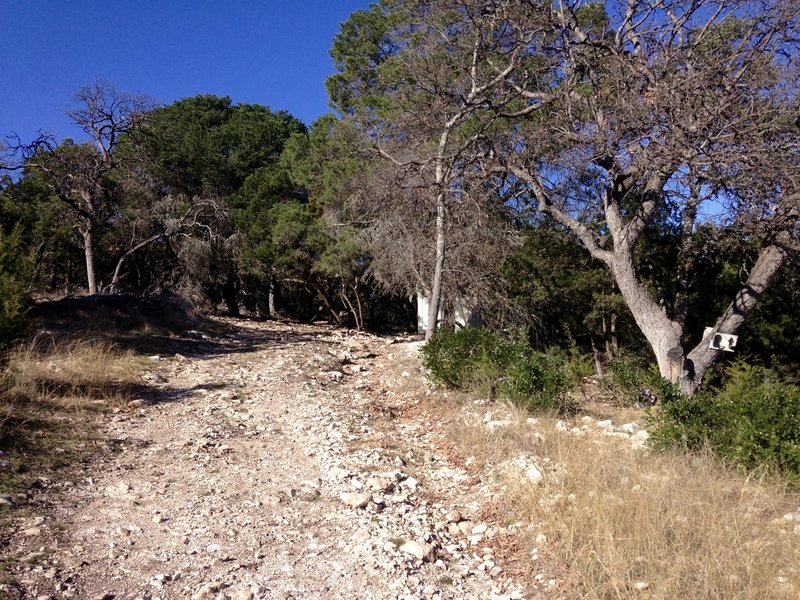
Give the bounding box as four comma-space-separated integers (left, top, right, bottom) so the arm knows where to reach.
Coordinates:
6, 336, 142, 407
0, 337, 143, 503
448, 404, 800, 599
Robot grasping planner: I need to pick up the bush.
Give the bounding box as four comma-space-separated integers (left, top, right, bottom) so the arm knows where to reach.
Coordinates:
0, 225, 32, 349
600, 352, 662, 406
422, 328, 572, 412
650, 363, 800, 479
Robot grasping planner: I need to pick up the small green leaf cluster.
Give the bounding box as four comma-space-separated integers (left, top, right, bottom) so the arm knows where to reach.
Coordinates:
421, 328, 572, 413
650, 363, 800, 480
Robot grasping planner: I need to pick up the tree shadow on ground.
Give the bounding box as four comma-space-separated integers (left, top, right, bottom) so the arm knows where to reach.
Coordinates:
28, 295, 339, 360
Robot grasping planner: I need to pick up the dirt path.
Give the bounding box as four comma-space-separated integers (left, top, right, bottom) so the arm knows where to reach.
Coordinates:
4, 319, 532, 600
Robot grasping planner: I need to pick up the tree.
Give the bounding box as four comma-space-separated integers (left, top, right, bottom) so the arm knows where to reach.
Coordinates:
498, 0, 800, 394
6, 80, 157, 295
130, 94, 306, 314
329, 0, 551, 338
0, 181, 34, 346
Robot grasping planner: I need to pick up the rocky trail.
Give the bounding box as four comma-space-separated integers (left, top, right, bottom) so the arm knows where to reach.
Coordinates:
2, 318, 542, 600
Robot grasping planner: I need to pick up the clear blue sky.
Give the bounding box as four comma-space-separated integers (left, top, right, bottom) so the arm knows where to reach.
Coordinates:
0, 1, 370, 143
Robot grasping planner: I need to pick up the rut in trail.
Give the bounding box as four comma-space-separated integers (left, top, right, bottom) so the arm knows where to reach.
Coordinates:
4, 319, 532, 600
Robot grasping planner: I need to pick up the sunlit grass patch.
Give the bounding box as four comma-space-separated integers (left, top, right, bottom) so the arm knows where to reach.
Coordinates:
448, 403, 800, 599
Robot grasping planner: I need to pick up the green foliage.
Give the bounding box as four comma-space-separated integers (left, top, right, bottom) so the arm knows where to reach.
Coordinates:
600, 352, 657, 406
422, 328, 572, 412
0, 225, 33, 348
503, 224, 641, 356
327, 0, 403, 113
133, 95, 305, 198
650, 363, 800, 479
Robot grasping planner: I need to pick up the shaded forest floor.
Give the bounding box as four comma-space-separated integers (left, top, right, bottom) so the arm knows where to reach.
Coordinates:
1, 299, 799, 599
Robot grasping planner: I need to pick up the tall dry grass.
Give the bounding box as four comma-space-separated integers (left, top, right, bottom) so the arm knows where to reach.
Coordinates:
5, 336, 142, 409
1, 337, 143, 500
449, 405, 800, 599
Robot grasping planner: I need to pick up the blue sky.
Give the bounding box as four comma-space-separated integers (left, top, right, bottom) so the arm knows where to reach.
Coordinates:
0, 1, 370, 143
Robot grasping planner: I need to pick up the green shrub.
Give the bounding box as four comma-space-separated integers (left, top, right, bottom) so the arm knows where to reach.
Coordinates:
601, 352, 656, 405
503, 347, 572, 411
421, 328, 572, 412
0, 226, 32, 349
650, 363, 800, 479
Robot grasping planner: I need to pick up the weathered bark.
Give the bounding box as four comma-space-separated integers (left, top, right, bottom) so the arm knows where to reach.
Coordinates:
82, 226, 98, 295
268, 281, 276, 317
425, 191, 447, 340
353, 282, 364, 330
675, 193, 701, 329
610, 250, 683, 381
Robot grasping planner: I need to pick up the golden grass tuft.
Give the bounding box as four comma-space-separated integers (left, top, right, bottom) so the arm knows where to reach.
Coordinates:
449, 406, 800, 599
1, 336, 144, 502
5, 336, 142, 409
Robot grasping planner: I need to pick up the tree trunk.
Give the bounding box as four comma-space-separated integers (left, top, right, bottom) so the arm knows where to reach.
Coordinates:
109, 233, 165, 294
426, 191, 447, 340
268, 281, 276, 318
312, 281, 343, 326
590, 337, 604, 377
611, 251, 684, 382
82, 226, 98, 295
679, 243, 789, 395
353, 282, 364, 331
222, 278, 240, 317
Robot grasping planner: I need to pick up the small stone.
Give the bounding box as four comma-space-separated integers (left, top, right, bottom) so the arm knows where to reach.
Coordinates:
340, 491, 371, 509
326, 371, 344, 382
471, 523, 488, 535
400, 477, 418, 492
399, 540, 434, 562
353, 528, 371, 544
595, 419, 614, 430
444, 509, 462, 524
192, 583, 220, 600
525, 465, 544, 484
634, 581, 649, 591
486, 420, 514, 430
0, 494, 16, 507
230, 588, 254, 600
457, 521, 473, 535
